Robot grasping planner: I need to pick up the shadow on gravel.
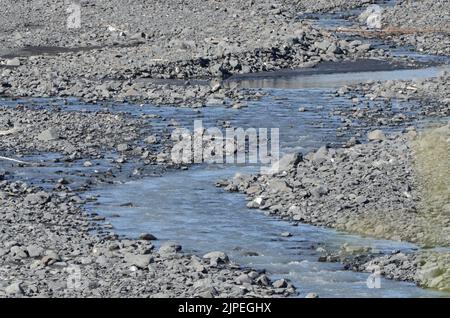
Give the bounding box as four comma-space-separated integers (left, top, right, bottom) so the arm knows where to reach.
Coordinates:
0, 41, 145, 59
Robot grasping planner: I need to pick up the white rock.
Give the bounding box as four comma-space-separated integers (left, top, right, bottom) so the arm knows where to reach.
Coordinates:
145, 135, 158, 144
124, 253, 153, 269
5, 282, 23, 295
203, 251, 229, 265
6, 58, 20, 66
368, 129, 386, 141
37, 128, 60, 142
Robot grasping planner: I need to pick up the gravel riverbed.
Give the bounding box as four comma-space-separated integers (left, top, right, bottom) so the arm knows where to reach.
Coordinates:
0, 0, 449, 298
0, 0, 392, 105
331, 71, 450, 129
380, 0, 450, 56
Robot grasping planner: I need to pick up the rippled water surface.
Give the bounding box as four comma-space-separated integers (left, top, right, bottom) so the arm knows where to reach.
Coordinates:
89, 164, 448, 298
81, 65, 449, 298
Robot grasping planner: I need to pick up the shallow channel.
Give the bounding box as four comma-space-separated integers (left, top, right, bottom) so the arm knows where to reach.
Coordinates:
84, 64, 449, 298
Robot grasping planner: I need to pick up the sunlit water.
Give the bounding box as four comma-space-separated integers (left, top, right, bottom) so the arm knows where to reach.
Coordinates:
229, 65, 449, 90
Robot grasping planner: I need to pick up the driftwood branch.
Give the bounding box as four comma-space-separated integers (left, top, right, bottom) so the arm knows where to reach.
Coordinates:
0, 128, 20, 136
330, 26, 450, 37
0, 156, 30, 165
1, 127, 35, 165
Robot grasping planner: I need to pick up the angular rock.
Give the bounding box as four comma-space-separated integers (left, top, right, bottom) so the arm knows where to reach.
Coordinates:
6, 58, 20, 66
235, 274, 253, 285
272, 278, 288, 288
24, 192, 50, 205
124, 253, 153, 269
37, 128, 60, 142
159, 242, 182, 254
368, 130, 386, 141
5, 282, 23, 295
117, 143, 129, 152
203, 251, 229, 266
267, 153, 302, 174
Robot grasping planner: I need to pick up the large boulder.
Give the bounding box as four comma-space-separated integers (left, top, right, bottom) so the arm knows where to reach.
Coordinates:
37, 128, 60, 142
203, 251, 229, 266
368, 130, 386, 141
124, 253, 153, 269
265, 153, 302, 175
159, 242, 182, 254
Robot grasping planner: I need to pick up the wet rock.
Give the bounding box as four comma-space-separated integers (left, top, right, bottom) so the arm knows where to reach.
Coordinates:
159, 242, 182, 254
203, 251, 229, 266
83, 161, 93, 167
256, 274, 271, 286
209, 80, 222, 93
242, 251, 260, 257
231, 102, 247, 109
272, 279, 288, 288
139, 233, 157, 241
145, 135, 158, 144
344, 137, 360, 148
357, 43, 372, 52
247, 196, 264, 209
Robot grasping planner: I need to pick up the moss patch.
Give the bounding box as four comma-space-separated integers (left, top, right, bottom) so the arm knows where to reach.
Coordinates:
413, 124, 450, 247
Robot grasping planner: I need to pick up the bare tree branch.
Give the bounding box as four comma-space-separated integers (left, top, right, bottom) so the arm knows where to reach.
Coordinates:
0, 156, 30, 165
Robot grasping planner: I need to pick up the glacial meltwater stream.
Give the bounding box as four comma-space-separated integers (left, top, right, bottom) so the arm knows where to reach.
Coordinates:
3, 59, 447, 297
0, 3, 448, 298
79, 63, 450, 298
